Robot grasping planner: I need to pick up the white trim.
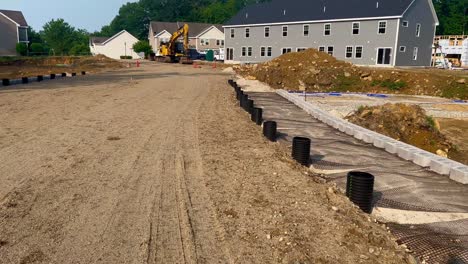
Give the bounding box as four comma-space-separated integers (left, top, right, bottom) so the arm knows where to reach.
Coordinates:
260, 46, 266, 57
402, 20, 409, 27
247, 46, 253, 57
264, 26, 270, 38
323, 23, 331, 36
318, 46, 325, 52
281, 47, 293, 54
413, 47, 418, 60
282, 25, 288, 37
241, 46, 246, 57
399, 46, 407, 52
393, 18, 400, 66
378, 20, 387, 35
427, 0, 440, 25
375, 47, 393, 66
154, 30, 170, 38
222, 15, 402, 28
355, 46, 363, 59
416, 23, 421, 37
345, 46, 353, 58
401, 0, 418, 17
0, 12, 20, 26
303, 24, 310, 37
327, 46, 334, 56
267, 46, 272, 57
230, 28, 235, 38
245, 27, 250, 38
352, 22, 360, 35
226, 47, 235, 61
195, 25, 223, 38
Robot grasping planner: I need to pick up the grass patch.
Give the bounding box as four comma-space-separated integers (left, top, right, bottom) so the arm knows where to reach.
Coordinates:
334, 74, 361, 91
425, 116, 437, 131
371, 79, 407, 91
441, 83, 468, 100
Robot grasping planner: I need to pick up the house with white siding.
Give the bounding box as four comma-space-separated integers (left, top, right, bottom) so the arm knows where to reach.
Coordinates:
0, 9, 29, 56
148, 22, 224, 53
224, 0, 439, 67
90, 30, 142, 60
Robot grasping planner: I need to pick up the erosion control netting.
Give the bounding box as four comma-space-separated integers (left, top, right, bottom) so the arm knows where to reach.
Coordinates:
245, 92, 468, 264
387, 220, 468, 264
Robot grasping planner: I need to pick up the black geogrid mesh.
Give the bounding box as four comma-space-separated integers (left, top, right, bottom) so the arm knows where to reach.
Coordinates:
387, 220, 468, 264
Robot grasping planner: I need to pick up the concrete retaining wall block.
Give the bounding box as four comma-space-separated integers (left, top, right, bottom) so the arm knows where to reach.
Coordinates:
450, 166, 468, 184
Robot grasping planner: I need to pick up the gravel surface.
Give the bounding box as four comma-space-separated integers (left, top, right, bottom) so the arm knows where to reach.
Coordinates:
0, 64, 410, 263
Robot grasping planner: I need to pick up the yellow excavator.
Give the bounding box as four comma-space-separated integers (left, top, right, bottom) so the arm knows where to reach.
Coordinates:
157, 24, 193, 64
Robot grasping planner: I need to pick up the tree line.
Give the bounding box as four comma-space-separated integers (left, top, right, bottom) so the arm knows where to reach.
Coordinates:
18, 0, 466, 56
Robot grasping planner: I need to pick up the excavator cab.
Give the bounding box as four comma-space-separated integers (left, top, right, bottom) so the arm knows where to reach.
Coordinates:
157, 24, 193, 64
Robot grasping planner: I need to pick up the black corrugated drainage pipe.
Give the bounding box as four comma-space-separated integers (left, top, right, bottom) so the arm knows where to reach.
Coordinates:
236, 89, 243, 100
263, 121, 277, 142
251, 108, 263, 125
228, 79, 233, 86
245, 99, 254, 114
50, 74, 56, 79
72, 73, 77, 77
2, 79, 10, 86
37, 75, 43, 82
81, 71, 86, 75
292, 137, 311, 166
22, 77, 28, 84
62, 73, 67, 77
346, 171, 375, 214
241, 94, 248, 108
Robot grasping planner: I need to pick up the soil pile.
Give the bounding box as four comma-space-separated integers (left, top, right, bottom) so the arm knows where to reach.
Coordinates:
346, 103, 460, 161
236, 48, 467, 99
0, 55, 123, 79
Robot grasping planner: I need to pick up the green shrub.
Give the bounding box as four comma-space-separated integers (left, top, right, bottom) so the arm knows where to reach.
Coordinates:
30, 43, 44, 53
16, 43, 28, 56
69, 44, 90, 56
132, 41, 152, 57
120, 55, 133, 59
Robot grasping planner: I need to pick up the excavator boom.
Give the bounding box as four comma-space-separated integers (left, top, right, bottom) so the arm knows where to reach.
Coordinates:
157, 24, 192, 64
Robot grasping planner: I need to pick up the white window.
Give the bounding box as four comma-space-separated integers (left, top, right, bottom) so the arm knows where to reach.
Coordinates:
216, 40, 220, 45
260, 47, 266, 57
416, 24, 421, 37
378, 21, 387, 34
324, 24, 331, 35
355, 46, 363, 58
205, 39, 210, 45
303, 25, 310, 36
413, 47, 418, 60
297, 48, 307, 52
282, 26, 288, 37
399, 46, 406, 52
241, 47, 246, 57
221, 40, 224, 46
247, 47, 252, 56
264, 27, 270, 37
352, 22, 360, 35
346, 46, 353, 58
402, 21, 409, 27
318, 46, 325, 52
282, 48, 292, 54
230, 28, 235, 38
245, 28, 250, 38
267, 47, 272, 56
327, 46, 334, 56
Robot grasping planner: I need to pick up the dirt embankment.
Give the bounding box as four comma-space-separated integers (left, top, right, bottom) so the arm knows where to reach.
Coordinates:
345, 103, 465, 163
0, 55, 124, 79
236, 49, 467, 100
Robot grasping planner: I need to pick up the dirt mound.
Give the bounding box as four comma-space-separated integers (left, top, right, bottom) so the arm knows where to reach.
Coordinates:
0, 56, 123, 79
346, 103, 459, 160
237, 48, 467, 99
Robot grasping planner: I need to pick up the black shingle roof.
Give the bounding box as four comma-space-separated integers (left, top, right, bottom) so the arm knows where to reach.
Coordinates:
225, 0, 414, 26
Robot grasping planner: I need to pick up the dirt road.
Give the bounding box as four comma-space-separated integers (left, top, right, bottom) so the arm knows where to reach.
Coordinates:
0, 64, 409, 263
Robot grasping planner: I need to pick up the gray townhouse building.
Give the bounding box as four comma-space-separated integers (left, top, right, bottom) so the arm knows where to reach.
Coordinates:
223, 0, 439, 67
0, 9, 29, 56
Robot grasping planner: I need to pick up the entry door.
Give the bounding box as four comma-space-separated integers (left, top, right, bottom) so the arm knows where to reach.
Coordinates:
226, 48, 234, 60
377, 48, 392, 65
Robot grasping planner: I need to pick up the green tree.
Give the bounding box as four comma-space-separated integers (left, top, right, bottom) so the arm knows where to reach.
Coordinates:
69, 43, 91, 56
433, 0, 467, 35
133, 40, 152, 57
30, 43, 45, 54
42, 19, 77, 55
16, 43, 28, 56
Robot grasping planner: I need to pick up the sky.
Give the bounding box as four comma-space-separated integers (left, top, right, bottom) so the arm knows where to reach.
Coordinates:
1, 0, 136, 32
